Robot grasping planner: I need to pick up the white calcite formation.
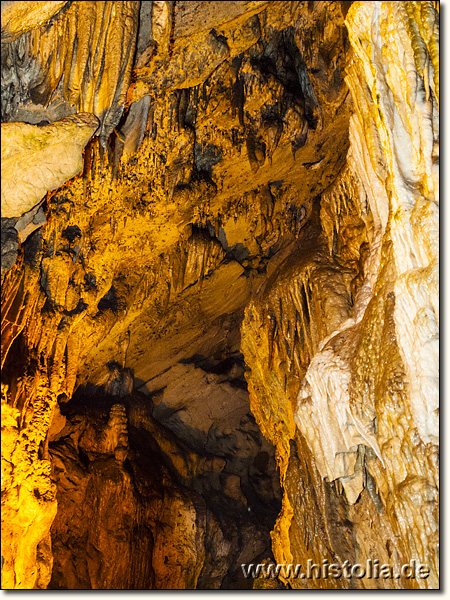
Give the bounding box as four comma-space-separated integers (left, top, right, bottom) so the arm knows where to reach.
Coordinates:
294, 0, 438, 586
346, 0, 439, 446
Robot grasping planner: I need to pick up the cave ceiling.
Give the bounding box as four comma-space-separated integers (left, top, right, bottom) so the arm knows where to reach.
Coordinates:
0, 0, 439, 591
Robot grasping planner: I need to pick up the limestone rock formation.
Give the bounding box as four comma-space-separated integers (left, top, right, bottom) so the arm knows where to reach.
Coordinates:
242, 1, 439, 589
0, 2, 69, 42
1, 114, 99, 218
1, 0, 439, 590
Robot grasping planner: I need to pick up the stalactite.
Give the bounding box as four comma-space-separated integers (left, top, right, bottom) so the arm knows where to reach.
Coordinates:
1, 2, 140, 146
1, 0, 438, 591
241, 0, 439, 590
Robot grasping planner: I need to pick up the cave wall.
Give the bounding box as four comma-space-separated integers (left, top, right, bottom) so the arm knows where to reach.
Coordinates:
1, 0, 438, 590
242, 0, 439, 588
47, 388, 281, 589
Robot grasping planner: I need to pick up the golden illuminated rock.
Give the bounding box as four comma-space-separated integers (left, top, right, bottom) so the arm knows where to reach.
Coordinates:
240, 0, 438, 590
1, 383, 58, 589
346, 1, 439, 447
1, 2, 140, 143
0, 0, 438, 591
0, 1, 68, 42
1, 114, 99, 218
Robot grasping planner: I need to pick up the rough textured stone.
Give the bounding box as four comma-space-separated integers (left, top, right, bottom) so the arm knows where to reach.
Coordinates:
1, 114, 99, 218
1, 1, 140, 144
241, 0, 439, 589
1, 1, 68, 42
0, 0, 439, 591
1, 218, 19, 273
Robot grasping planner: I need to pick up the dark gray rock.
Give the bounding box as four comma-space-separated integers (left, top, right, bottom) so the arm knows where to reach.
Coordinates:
1, 217, 19, 272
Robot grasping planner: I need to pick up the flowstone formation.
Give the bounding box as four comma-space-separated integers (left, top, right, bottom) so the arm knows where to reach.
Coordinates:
1, 0, 438, 590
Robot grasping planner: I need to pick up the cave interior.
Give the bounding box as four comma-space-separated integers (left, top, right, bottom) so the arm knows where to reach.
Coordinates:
0, 0, 439, 591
